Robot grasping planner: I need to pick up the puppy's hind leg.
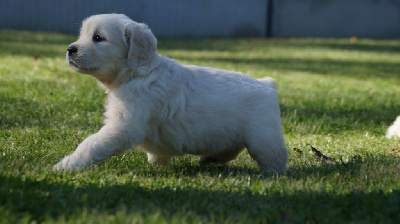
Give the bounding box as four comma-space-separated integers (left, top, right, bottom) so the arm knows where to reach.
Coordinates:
245, 127, 288, 173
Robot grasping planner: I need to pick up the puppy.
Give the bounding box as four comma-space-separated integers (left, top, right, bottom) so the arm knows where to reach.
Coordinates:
387, 116, 400, 138
53, 14, 288, 172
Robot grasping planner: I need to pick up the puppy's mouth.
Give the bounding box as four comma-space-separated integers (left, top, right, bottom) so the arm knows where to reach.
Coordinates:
68, 59, 98, 72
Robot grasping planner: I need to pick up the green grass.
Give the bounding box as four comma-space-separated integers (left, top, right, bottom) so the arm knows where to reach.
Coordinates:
1, 30, 400, 223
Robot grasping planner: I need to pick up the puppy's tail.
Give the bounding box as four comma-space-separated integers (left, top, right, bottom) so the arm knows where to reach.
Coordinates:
257, 77, 277, 90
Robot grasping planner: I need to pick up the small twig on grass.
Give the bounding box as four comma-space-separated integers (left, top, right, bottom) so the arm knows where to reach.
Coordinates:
293, 145, 337, 162
310, 146, 336, 162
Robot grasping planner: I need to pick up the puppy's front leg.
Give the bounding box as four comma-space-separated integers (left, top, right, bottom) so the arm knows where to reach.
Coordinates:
53, 124, 144, 171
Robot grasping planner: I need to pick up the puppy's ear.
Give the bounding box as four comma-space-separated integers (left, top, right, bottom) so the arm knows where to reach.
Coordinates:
125, 22, 157, 69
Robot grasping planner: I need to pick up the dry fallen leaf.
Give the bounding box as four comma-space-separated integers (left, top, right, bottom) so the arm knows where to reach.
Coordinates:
386, 148, 400, 156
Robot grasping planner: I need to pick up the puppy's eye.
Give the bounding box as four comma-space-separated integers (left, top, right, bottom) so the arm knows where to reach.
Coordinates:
93, 35, 106, 42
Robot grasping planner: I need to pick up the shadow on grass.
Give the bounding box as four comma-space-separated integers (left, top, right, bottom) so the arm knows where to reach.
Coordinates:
0, 30, 76, 45
159, 39, 400, 54
171, 55, 400, 79
160, 39, 400, 80
1, 156, 399, 223
134, 154, 399, 180
291, 42, 400, 54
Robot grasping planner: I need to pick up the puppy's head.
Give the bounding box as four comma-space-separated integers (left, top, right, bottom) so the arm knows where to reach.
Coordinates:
66, 14, 157, 83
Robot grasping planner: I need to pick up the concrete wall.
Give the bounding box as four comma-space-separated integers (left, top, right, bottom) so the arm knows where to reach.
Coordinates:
0, 0, 268, 38
1, 0, 399, 38
272, 0, 400, 39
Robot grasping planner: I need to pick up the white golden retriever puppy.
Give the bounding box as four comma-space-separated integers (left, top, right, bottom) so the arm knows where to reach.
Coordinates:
387, 116, 400, 138
53, 14, 288, 172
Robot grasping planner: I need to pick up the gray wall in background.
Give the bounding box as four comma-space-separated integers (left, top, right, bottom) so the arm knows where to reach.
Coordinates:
1, 0, 400, 38
0, 0, 268, 38
272, 0, 400, 38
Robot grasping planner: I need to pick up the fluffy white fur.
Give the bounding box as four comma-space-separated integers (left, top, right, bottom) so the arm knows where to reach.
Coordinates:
386, 116, 400, 139
53, 14, 288, 172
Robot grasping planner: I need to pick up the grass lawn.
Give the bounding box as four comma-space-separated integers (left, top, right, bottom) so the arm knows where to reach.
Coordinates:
1, 30, 400, 223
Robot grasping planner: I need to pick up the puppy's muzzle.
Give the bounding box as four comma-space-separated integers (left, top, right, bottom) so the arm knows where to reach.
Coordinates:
67, 45, 78, 56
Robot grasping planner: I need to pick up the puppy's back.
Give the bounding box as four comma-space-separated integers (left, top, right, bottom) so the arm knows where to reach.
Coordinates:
257, 77, 277, 90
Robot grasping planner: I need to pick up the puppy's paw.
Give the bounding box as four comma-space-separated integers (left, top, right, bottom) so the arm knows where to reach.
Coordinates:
53, 155, 87, 172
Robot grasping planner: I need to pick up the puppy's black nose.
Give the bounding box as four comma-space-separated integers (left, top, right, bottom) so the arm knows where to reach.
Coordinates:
67, 45, 78, 56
